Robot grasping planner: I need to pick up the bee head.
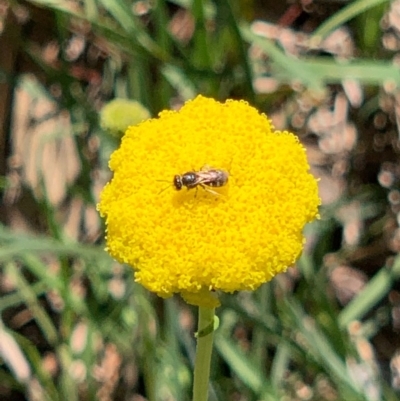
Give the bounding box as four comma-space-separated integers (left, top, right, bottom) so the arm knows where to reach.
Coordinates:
173, 175, 183, 190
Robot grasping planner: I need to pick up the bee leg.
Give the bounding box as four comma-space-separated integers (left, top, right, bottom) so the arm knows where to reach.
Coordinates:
188, 186, 199, 198
200, 184, 220, 196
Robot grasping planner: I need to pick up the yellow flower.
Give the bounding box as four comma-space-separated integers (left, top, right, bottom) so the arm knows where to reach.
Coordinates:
98, 95, 320, 307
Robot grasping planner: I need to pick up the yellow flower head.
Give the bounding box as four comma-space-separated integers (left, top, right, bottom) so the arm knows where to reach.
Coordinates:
98, 95, 320, 307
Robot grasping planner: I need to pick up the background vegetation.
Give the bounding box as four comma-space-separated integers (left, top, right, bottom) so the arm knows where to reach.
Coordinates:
1, 0, 400, 400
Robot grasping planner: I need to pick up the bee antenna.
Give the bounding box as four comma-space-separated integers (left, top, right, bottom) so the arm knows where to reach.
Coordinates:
158, 184, 171, 195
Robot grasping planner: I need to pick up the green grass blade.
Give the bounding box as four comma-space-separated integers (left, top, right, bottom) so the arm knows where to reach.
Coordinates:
293, 57, 400, 85
270, 343, 290, 387
221, 0, 255, 102
339, 258, 400, 327
0, 225, 110, 262
240, 24, 324, 90
8, 330, 60, 400
82, 0, 99, 20
284, 297, 360, 393
5, 262, 59, 345
191, 0, 212, 70
214, 335, 264, 393
161, 64, 197, 100
0, 281, 47, 312
241, 24, 400, 87
29, 0, 169, 61
310, 0, 390, 43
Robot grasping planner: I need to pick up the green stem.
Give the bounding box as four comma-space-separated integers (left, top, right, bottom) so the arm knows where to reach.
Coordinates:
192, 306, 216, 401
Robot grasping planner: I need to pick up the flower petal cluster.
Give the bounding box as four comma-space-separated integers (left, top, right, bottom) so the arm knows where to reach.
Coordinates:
98, 96, 320, 305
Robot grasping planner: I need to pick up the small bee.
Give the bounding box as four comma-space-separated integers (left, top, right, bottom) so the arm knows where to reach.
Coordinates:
173, 166, 229, 195
158, 166, 229, 196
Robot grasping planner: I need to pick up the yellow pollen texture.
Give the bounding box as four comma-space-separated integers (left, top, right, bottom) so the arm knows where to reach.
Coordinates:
98, 96, 320, 304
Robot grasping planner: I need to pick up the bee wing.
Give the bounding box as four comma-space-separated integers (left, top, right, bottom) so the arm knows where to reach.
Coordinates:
194, 171, 214, 184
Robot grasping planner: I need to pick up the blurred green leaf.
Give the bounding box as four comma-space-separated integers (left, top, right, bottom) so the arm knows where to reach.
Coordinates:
214, 335, 265, 393
161, 64, 197, 100
5, 262, 59, 345
241, 24, 400, 88
284, 298, 350, 382
30, 0, 169, 61
339, 257, 400, 327
311, 0, 390, 43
